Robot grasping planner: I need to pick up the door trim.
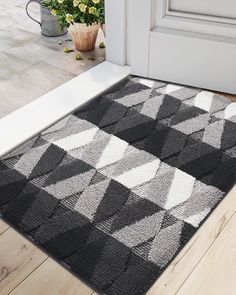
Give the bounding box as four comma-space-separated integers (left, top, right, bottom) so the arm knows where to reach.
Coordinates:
129, 0, 155, 76
105, 0, 127, 65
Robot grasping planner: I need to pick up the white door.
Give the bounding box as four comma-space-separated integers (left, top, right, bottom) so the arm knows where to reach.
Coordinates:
129, 0, 236, 94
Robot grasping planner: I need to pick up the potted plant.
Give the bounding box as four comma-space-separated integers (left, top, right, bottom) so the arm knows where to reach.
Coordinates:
42, 0, 104, 51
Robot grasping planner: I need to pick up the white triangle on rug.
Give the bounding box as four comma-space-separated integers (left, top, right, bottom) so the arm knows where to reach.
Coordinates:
139, 78, 155, 88
53, 127, 98, 151
96, 136, 128, 169
114, 159, 160, 189
225, 102, 236, 120
165, 169, 195, 210
194, 91, 214, 112
185, 208, 210, 227
165, 84, 184, 94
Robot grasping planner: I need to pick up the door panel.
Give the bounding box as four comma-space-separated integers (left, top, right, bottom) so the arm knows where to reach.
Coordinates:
149, 28, 236, 93
130, 0, 236, 94
169, 0, 236, 19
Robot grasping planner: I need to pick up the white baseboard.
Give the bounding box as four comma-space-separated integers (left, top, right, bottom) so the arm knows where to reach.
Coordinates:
0, 61, 130, 158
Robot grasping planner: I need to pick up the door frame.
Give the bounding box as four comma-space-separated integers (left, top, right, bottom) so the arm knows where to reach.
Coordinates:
105, 0, 128, 66
105, 0, 155, 70
105, 0, 154, 71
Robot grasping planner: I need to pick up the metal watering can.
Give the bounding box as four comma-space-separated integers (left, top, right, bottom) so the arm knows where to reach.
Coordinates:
26, 0, 67, 37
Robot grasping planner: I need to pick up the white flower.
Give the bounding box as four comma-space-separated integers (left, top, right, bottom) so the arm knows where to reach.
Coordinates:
79, 3, 87, 12
66, 13, 74, 23
51, 9, 57, 16
89, 7, 97, 14
73, 0, 79, 7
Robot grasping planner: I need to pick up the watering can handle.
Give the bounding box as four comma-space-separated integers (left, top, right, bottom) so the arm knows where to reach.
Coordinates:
26, 0, 41, 27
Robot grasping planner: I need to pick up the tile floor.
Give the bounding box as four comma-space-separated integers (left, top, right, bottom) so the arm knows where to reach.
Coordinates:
0, 0, 105, 118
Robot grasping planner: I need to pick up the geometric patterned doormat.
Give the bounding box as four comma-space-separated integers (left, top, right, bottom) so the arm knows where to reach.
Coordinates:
0, 77, 236, 295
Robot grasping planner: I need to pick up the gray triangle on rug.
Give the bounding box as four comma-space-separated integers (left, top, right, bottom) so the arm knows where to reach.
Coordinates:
0, 77, 236, 295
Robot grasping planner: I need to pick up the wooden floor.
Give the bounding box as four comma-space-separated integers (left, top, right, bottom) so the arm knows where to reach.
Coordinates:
0, 93, 235, 295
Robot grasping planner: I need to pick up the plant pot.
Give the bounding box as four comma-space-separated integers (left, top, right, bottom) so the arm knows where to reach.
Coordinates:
69, 23, 100, 52
26, 0, 67, 37
101, 23, 105, 36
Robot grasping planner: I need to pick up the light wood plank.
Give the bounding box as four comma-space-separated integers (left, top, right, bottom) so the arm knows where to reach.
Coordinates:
176, 211, 236, 295
10, 258, 94, 295
147, 185, 236, 295
0, 228, 47, 294
0, 219, 9, 235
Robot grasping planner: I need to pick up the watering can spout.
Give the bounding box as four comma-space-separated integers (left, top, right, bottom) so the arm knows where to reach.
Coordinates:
26, 0, 67, 37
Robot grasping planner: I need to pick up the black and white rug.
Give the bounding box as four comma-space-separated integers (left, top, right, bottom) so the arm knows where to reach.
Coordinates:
0, 77, 236, 295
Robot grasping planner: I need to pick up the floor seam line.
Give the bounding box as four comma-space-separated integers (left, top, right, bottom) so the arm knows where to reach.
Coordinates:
7, 257, 49, 295
174, 209, 236, 295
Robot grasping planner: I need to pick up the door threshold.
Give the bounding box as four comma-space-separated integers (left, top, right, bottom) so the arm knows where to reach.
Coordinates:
0, 61, 131, 158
